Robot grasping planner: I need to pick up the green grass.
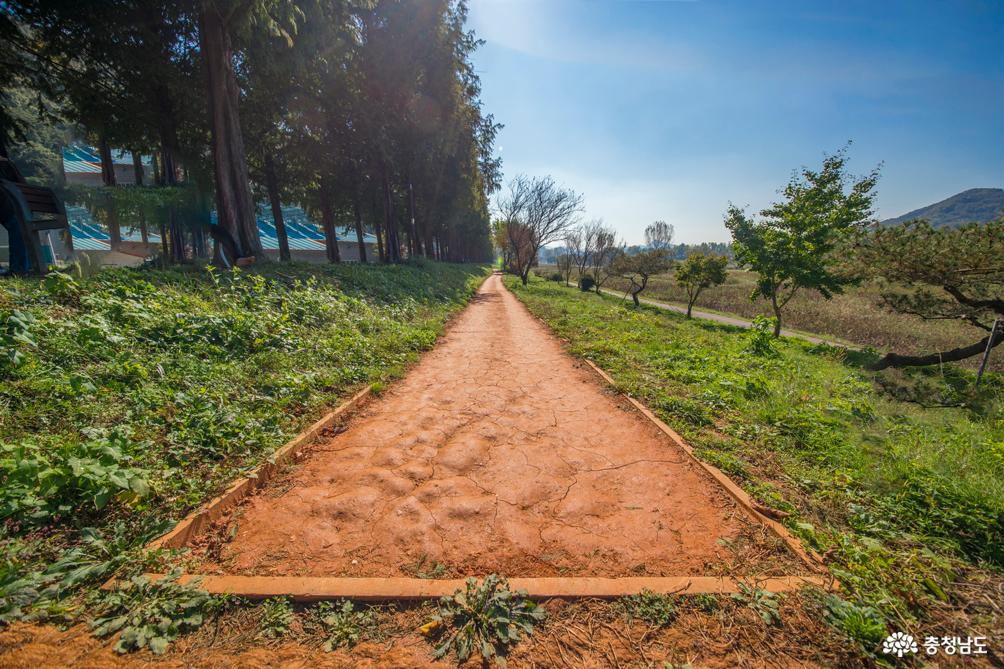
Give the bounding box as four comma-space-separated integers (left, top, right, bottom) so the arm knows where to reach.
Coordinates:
0, 260, 488, 624
506, 275, 1003, 633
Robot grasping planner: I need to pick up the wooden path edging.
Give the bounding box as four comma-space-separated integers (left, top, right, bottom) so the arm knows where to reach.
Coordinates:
104, 276, 837, 602
581, 359, 825, 573
142, 574, 833, 602
145, 385, 373, 552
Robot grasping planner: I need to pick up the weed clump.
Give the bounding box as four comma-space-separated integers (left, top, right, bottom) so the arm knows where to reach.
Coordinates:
425, 574, 545, 666
257, 597, 294, 639
90, 570, 219, 654
316, 600, 377, 650
621, 590, 677, 626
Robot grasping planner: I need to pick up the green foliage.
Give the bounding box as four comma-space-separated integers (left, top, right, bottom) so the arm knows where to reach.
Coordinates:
578, 276, 596, 292
612, 248, 673, 305
852, 219, 1004, 366
744, 316, 779, 357
0, 261, 487, 625
315, 600, 377, 651
91, 570, 219, 654
731, 583, 782, 625
428, 575, 546, 667
726, 145, 880, 334
505, 275, 1004, 638
257, 597, 294, 639
621, 590, 678, 626
0, 432, 152, 522
675, 252, 728, 316
822, 594, 886, 653
0, 309, 36, 369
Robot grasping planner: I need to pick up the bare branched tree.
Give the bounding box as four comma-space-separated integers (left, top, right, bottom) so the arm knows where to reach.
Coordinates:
564, 226, 584, 285
645, 220, 674, 250
496, 174, 584, 285
586, 221, 621, 292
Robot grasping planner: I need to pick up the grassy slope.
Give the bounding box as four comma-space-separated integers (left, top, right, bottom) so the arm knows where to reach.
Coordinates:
596, 269, 1003, 372
507, 276, 1002, 647
0, 261, 488, 620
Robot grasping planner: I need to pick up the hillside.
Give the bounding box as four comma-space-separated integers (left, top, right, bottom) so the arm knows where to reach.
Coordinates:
881, 187, 1004, 227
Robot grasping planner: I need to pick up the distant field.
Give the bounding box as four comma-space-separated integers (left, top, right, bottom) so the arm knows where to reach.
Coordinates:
546, 267, 1002, 371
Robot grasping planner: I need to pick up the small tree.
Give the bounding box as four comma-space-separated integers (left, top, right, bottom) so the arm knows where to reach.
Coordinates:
853, 219, 1004, 369
587, 224, 621, 293
645, 220, 674, 251
496, 175, 583, 285
613, 249, 672, 306
725, 146, 879, 336
675, 253, 729, 317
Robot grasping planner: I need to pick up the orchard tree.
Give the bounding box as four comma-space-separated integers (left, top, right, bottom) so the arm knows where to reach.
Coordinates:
496, 174, 583, 285
725, 146, 879, 336
586, 222, 621, 293
613, 248, 671, 306
675, 253, 728, 318
853, 219, 1004, 370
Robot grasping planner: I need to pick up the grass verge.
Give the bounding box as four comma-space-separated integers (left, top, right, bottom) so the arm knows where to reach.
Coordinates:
507, 275, 1003, 661
0, 260, 488, 627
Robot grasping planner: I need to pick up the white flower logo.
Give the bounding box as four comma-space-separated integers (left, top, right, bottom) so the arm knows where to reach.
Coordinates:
883, 632, 918, 657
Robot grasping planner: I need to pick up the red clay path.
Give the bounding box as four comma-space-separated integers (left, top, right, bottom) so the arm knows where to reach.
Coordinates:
197, 274, 797, 578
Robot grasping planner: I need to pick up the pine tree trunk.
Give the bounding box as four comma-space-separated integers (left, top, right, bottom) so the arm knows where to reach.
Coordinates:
98, 136, 116, 186
382, 174, 399, 263
407, 178, 422, 257
353, 195, 367, 263
319, 186, 341, 263
200, 3, 262, 260
264, 154, 290, 262
132, 151, 144, 185
370, 189, 386, 263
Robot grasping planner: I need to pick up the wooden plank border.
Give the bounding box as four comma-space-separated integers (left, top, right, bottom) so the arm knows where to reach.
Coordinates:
138, 574, 833, 602
580, 359, 825, 573
145, 385, 373, 552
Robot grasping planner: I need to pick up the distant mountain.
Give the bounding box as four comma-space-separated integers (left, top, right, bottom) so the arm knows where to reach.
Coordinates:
881, 188, 1004, 227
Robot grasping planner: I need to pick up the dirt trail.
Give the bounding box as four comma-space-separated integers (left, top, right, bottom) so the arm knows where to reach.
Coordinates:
199, 273, 796, 577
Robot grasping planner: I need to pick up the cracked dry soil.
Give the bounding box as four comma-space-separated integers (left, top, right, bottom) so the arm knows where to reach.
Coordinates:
196, 273, 800, 577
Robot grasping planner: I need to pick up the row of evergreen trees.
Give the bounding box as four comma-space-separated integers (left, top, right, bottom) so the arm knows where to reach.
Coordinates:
0, 0, 499, 263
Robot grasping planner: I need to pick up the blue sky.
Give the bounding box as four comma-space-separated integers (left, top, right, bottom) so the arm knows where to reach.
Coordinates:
468, 0, 1004, 244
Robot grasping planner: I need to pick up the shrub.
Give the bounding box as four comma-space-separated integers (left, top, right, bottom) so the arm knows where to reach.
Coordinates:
744, 316, 778, 357
578, 276, 595, 292
548, 272, 563, 282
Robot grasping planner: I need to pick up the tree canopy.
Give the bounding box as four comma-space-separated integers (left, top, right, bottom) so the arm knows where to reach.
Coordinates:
853, 219, 1004, 369
725, 146, 879, 336
1, 0, 499, 264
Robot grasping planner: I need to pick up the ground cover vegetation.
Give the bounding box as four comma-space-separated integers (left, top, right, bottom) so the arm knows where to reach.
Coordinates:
2, 0, 499, 264
505, 275, 1003, 662
0, 260, 488, 639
